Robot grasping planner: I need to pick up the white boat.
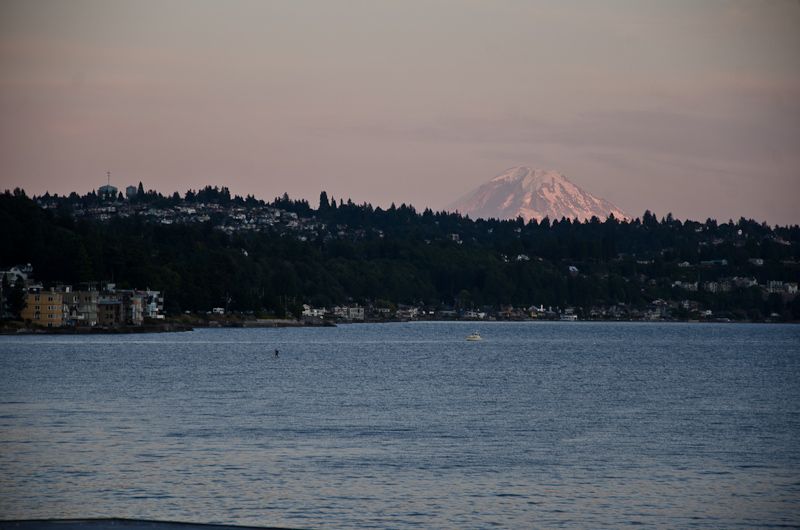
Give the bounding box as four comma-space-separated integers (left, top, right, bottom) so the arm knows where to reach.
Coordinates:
466, 331, 482, 341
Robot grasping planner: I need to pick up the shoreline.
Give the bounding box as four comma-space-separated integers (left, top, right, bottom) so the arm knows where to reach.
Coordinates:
1, 317, 795, 335
0, 323, 194, 335
0, 318, 337, 335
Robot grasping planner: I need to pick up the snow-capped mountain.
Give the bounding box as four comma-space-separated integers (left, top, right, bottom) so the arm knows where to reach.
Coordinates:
449, 166, 628, 223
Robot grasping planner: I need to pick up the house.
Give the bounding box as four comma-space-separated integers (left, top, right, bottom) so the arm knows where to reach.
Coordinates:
369, 307, 394, 320
140, 290, 165, 319
396, 306, 419, 320
680, 299, 700, 311
301, 304, 327, 318
560, 308, 578, 321
0, 264, 33, 286
332, 305, 364, 320
672, 280, 698, 292
118, 291, 144, 326
498, 306, 528, 320
62, 288, 99, 327
98, 296, 123, 326
529, 304, 546, 318
347, 306, 365, 321
767, 281, 785, 294
646, 300, 670, 320
732, 277, 758, 289
20, 286, 64, 327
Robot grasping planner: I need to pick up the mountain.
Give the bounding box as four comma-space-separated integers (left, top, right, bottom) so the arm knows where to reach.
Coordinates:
449, 166, 628, 223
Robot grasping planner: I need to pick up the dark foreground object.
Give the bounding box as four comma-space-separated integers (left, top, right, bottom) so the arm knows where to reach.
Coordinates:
0, 520, 294, 530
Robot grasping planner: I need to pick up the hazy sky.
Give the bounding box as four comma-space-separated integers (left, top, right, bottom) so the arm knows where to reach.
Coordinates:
1, 0, 798, 223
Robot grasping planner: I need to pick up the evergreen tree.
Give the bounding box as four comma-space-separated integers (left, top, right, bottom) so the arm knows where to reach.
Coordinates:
8, 277, 26, 319
0, 273, 9, 319
319, 191, 330, 211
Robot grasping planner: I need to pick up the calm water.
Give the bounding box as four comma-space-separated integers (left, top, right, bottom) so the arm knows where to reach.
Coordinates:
1, 322, 799, 528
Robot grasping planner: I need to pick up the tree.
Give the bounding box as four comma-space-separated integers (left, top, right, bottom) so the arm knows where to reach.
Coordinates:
456, 289, 471, 310
0, 273, 9, 319
8, 277, 26, 319
137, 182, 145, 200
318, 191, 330, 212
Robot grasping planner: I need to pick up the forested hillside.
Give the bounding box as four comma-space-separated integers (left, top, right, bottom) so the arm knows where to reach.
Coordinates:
2, 188, 799, 320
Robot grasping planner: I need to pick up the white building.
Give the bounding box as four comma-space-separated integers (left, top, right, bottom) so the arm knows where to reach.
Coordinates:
347, 306, 365, 320
767, 281, 784, 294
140, 290, 165, 319
301, 305, 327, 318
334, 305, 364, 321
0, 264, 32, 285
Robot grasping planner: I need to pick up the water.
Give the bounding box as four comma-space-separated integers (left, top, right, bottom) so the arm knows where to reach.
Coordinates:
1, 322, 799, 528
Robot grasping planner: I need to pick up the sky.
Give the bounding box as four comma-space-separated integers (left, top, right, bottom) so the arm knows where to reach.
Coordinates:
1, 0, 798, 224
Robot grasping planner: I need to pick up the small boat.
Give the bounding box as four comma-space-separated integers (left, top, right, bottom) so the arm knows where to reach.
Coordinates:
466, 331, 482, 341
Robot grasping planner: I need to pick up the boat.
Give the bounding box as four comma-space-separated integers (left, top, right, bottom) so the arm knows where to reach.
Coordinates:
466, 331, 482, 341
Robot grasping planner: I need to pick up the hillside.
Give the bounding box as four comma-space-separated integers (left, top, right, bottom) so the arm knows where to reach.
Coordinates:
1, 187, 799, 321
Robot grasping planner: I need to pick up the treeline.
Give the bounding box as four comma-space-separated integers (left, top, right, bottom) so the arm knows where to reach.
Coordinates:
2, 188, 799, 319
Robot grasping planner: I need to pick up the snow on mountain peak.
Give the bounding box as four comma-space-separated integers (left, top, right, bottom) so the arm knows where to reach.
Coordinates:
451, 166, 628, 223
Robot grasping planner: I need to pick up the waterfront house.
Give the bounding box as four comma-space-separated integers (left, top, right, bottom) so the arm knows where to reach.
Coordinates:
21, 286, 64, 327
62, 287, 99, 327
301, 305, 327, 318
140, 290, 165, 319
98, 296, 123, 326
